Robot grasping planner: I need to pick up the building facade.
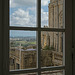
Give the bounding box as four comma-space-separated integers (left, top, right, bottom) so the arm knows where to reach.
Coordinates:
41, 0, 64, 52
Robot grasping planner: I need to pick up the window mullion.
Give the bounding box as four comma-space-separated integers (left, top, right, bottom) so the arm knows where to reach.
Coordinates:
9, 26, 65, 32
37, 31, 41, 75
10, 69, 38, 74
65, 0, 72, 75
37, 0, 41, 74
9, 66, 65, 74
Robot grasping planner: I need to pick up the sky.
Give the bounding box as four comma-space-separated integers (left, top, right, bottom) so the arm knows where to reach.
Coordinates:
10, 30, 36, 37
10, 0, 50, 37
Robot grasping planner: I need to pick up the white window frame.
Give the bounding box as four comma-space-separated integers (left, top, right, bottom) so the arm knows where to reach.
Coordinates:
2, 0, 72, 75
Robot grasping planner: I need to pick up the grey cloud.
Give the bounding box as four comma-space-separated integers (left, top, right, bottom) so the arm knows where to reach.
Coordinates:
10, 0, 36, 8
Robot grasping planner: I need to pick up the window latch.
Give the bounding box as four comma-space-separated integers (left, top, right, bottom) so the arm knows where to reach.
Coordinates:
72, 48, 74, 62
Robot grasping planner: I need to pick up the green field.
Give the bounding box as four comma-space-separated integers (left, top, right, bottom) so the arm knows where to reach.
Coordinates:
10, 40, 36, 47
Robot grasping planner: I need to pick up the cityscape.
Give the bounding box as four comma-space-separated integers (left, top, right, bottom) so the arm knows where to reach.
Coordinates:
10, 0, 64, 75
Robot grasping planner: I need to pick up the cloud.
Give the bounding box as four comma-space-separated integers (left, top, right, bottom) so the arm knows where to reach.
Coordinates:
41, 0, 50, 6
10, 8, 48, 27
27, 7, 36, 11
10, 0, 50, 8
10, 8, 36, 27
10, 0, 36, 8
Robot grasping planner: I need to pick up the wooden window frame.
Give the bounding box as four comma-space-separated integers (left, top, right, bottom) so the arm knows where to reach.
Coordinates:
1, 0, 72, 75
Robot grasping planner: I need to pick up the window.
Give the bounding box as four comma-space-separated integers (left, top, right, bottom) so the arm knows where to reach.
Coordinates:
2, 0, 72, 75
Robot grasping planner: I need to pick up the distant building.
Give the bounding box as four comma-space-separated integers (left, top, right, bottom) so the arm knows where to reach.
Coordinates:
10, 47, 37, 70
41, 0, 64, 52
10, 47, 62, 70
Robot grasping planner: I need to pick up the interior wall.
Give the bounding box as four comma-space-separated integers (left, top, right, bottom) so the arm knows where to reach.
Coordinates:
0, 0, 3, 75
73, 0, 75, 75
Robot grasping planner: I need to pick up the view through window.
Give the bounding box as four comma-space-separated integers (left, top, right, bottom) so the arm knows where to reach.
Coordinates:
9, 0, 65, 75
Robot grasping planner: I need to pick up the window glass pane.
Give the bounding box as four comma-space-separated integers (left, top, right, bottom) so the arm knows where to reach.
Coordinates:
41, 0, 65, 28
9, 30, 37, 70
10, 0, 37, 27
41, 31, 65, 67
41, 70, 64, 75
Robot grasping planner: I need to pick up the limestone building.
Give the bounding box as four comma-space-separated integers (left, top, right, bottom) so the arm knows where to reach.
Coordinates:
41, 0, 64, 52
10, 47, 62, 70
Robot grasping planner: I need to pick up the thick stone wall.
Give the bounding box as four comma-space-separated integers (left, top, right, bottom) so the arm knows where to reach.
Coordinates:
10, 49, 62, 70
41, 0, 64, 52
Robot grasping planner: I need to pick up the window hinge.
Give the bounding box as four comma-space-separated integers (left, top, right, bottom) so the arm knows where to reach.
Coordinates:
72, 48, 74, 75
72, 48, 74, 54
72, 48, 74, 61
